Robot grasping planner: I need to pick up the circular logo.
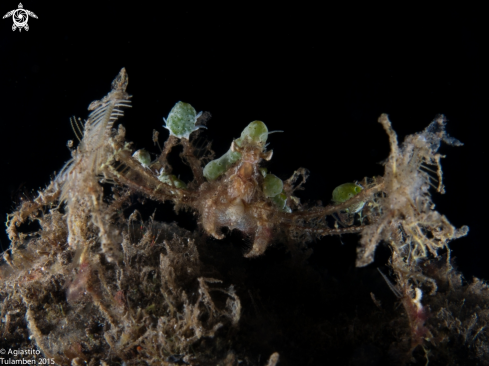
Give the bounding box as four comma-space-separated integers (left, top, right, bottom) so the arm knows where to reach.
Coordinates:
12, 9, 28, 27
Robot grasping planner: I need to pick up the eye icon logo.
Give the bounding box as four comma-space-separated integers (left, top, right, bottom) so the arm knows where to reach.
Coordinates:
3, 3, 37, 31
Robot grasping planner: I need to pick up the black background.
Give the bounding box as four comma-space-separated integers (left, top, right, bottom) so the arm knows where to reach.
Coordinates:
0, 3, 485, 280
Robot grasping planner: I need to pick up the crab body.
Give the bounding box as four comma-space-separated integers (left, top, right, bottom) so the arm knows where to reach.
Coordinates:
198, 121, 275, 256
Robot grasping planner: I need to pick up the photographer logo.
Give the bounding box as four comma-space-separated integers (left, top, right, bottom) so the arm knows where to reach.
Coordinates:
3, 3, 37, 31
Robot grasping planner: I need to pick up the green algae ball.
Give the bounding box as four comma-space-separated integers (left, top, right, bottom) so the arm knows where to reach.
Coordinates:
203, 149, 242, 181
163, 101, 203, 139
158, 170, 187, 189
132, 149, 151, 168
236, 121, 268, 146
332, 183, 365, 213
263, 174, 283, 198
270, 192, 292, 212
271, 192, 286, 209
203, 121, 269, 181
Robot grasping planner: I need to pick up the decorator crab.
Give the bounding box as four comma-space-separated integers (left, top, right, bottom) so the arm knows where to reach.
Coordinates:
6, 68, 465, 267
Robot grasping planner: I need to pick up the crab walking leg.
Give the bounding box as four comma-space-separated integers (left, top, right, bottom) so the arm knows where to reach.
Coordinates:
245, 224, 273, 258
67, 206, 90, 248
6, 181, 61, 246
202, 198, 225, 239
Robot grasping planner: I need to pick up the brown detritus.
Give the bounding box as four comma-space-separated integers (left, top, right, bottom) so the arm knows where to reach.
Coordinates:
357, 114, 467, 268
180, 137, 206, 186
1, 69, 483, 365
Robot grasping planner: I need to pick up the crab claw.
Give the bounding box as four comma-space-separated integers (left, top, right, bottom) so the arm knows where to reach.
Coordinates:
244, 225, 272, 258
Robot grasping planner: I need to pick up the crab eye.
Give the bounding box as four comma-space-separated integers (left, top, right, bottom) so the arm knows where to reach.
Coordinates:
332, 183, 365, 213
163, 101, 204, 139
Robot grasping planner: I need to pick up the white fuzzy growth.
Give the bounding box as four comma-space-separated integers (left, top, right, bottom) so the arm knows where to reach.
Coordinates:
357, 114, 468, 267
55, 68, 131, 257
